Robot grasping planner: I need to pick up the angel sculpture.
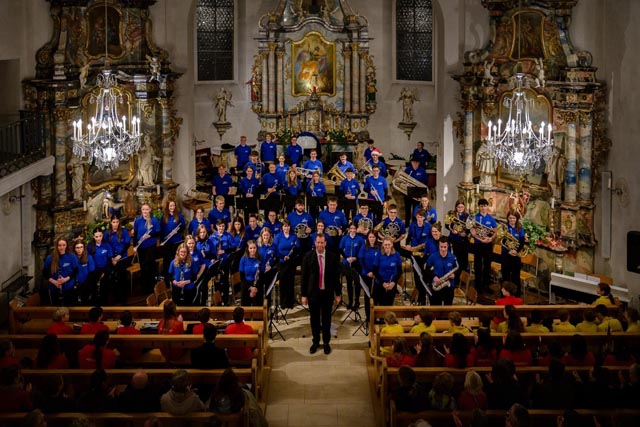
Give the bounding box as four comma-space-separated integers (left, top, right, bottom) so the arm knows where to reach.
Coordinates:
215, 88, 233, 123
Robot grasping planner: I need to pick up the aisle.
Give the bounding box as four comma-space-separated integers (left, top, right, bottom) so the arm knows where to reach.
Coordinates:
264, 306, 376, 427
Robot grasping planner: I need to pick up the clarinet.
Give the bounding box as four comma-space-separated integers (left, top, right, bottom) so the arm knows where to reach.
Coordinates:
57, 272, 64, 305
179, 265, 185, 303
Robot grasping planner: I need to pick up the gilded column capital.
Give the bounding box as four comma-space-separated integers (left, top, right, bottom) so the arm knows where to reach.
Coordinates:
54, 108, 72, 122
343, 49, 352, 59
268, 42, 278, 52
555, 110, 577, 125
276, 50, 285, 59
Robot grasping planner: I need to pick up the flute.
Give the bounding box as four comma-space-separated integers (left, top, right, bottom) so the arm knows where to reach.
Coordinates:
161, 224, 182, 246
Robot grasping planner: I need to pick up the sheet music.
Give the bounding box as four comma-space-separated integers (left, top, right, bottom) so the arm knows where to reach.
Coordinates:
411, 255, 432, 296
359, 275, 371, 298
266, 272, 279, 296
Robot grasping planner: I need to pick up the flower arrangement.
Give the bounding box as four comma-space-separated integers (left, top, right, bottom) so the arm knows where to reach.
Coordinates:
85, 220, 109, 243
327, 129, 349, 147
275, 127, 293, 147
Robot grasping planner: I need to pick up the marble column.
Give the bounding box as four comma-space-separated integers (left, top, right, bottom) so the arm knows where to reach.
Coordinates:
261, 51, 268, 108
159, 99, 173, 183
276, 49, 284, 114
359, 51, 367, 113
578, 115, 593, 201
351, 43, 359, 113
268, 43, 276, 114
344, 49, 351, 113
463, 111, 474, 184
53, 108, 70, 205
565, 121, 577, 203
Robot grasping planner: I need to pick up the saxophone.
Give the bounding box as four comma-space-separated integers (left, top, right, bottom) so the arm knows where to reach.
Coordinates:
431, 265, 458, 292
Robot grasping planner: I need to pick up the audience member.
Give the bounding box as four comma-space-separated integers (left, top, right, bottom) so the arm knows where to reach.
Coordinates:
457, 370, 487, 411
525, 310, 550, 333
46, 307, 73, 335
160, 370, 205, 415
593, 282, 617, 307
20, 409, 46, 427
30, 374, 74, 413
117, 370, 161, 412
531, 359, 575, 409
625, 308, 640, 332
0, 339, 20, 369
485, 359, 524, 409
75, 369, 116, 412
0, 364, 33, 412
499, 331, 532, 366
505, 403, 530, 427
116, 310, 140, 335
78, 330, 116, 369
552, 309, 576, 333
410, 309, 436, 334
192, 307, 211, 335
386, 337, 416, 367
575, 309, 598, 333
36, 334, 69, 369
208, 367, 245, 414
447, 312, 469, 334
80, 306, 109, 335
594, 304, 623, 332
496, 282, 523, 306
496, 305, 525, 334
224, 306, 255, 362
191, 323, 229, 369
444, 333, 469, 369
392, 365, 428, 412
158, 300, 185, 362
381, 311, 404, 356
414, 332, 438, 367
561, 334, 595, 367
428, 372, 455, 411
468, 327, 497, 367
619, 363, 640, 407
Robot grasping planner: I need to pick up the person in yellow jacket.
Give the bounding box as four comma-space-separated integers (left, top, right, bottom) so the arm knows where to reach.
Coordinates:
593, 282, 617, 307
380, 311, 405, 355
552, 309, 576, 333
595, 304, 623, 332
525, 309, 550, 333
410, 308, 437, 334
625, 308, 640, 333
447, 311, 471, 334
575, 309, 599, 333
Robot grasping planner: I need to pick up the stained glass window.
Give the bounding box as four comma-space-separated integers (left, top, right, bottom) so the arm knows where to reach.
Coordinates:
396, 0, 433, 82
196, 0, 234, 81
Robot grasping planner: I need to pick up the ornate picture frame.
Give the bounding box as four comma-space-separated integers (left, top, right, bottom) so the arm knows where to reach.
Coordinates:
510, 10, 546, 60
291, 31, 336, 97
85, 3, 125, 60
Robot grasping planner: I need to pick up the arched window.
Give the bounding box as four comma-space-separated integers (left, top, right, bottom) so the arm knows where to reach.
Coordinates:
196, 0, 234, 81
395, 0, 433, 82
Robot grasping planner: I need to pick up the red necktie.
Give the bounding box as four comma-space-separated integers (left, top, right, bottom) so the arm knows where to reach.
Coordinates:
318, 254, 324, 290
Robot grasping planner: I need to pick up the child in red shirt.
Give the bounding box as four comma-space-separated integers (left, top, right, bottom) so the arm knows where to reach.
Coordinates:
225, 307, 256, 361
80, 306, 109, 335
192, 307, 211, 335
47, 307, 74, 335
78, 330, 117, 369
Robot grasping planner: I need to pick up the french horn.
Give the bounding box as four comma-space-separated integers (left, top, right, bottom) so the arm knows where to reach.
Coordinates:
294, 223, 309, 238
391, 170, 428, 199
357, 217, 373, 233
379, 222, 401, 240
326, 225, 341, 237
495, 223, 527, 257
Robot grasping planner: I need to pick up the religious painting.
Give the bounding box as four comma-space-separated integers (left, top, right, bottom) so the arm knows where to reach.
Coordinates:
510, 10, 545, 60
86, 3, 124, 59
291, 32, 336, 97
496, 87, 552, 190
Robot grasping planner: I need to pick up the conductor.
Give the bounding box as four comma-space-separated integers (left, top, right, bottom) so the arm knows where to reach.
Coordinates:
301, 233, 342, 355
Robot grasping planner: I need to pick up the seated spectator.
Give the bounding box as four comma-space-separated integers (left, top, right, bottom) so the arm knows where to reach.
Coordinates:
468, 327, 497, 367
75, 369, 116, 412
603, 345, 637, 367
496, 305, 525, 334
46, 307, 73, 335
485, 359, 524, 409
143, 417, 162, 427
531, 359, 576, 409
457, 370, 487, 411
160, 369, 205, 415
0, 365, 32, 412
36, 334, 69, 369
506, 403, 530, 427
0, 339, 20, 369
562, 334, 595, 367
414, 332, 438, 367
575, 309, 599, 333
593, 282, 617, 306
594, 304, 623, 332
117, 370, 161, 412
495, 282, 523, 306
80, 306, 109, 335
572, 365, 616, 409
447, 311, 470, 334
536, 340, 564, 367
552, 309, 577, 333
444, 333, 469, 369
620, 363, 640, 408
224, 306, 255, 362
158, 300, 185, 362
428, 372, 455, 411
20, 409, 46, 427
625, 307, 640, 332
208, 368, 245, 414
386, 337, 416, 368
525, 309, 550, 333
192, 307, 211, 335
380, 311, 404, 356
392, 365, 428, 412
115, 310, 142, 361
499, 331, 532, 366
30, 374, 74, 413
191, 323, 229, 369
78, 330, 116, 369
116, 310, 140, 335
410, 309, 436, 334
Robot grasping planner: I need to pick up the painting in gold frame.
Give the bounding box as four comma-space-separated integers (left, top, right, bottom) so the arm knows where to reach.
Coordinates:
291, 31, 336, 97
509, 10, 546, 60
86, 3, 125, 59
496, 87, 552, 190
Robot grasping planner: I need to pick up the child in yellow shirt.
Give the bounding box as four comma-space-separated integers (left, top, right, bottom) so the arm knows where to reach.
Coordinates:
380, 311, 405, 355
552, 309, 576, 333
447, 311, 470, 334
593, 283, 617, 307
525, 309, 550, 333
575, 309, 599, 333
625, 308, 640, 333
595, 304, 623, 332
410, 308, 437, 334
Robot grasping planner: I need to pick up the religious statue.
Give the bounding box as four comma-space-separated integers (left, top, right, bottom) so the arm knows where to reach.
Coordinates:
476, 141, 497, 186
215, 87, 233, 123
67, 155, 86, 201
398, 87, 418, 124
79, 63, 90, 89
483, 58, 495, 86
138, 136, 161, 186
508, 186, 530, 218
146, 55, 161, 82
534, 57, 546, 88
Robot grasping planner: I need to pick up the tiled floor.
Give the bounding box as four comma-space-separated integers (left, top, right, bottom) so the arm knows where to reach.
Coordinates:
264, 305, 377, 427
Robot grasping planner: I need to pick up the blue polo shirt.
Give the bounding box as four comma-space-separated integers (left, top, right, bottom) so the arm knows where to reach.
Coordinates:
234, 144, 252, 168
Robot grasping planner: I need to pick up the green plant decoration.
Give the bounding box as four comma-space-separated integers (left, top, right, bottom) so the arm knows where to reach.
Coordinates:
275, 127, 293, 147
86, 220, 109, 243
522, 219, 547, 249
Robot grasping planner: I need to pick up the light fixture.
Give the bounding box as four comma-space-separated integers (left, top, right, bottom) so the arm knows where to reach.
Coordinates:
485, 2, 553, 176
72, 2, 140, 170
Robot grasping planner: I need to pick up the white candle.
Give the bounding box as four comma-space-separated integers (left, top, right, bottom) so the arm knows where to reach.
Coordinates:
156, 184, 161, 195
476, 184, 480, 194
550, 197, 555, 210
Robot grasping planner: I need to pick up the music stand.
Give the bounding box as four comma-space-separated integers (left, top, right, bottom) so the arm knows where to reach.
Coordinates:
352, 276, 372, 336
266, 272, 286, 341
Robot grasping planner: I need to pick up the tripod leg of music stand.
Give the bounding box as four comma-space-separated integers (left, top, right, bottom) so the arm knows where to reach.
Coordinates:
277, 306, 290, 325
268, 313, 286, 341
353, 317, 369, 336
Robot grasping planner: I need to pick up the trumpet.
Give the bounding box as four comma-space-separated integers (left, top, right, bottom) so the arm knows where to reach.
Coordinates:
495, 224, 527, 257
466, 217, 496, 241
327, 163, 346, 185
445, 211, 468, 234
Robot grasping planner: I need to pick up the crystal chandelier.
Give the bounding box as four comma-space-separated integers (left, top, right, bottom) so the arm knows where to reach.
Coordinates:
486, 72, 553, 176
72, 3, 141, 170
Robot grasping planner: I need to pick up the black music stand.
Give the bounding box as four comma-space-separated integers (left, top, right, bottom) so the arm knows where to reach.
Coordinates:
266, 272, 286, 341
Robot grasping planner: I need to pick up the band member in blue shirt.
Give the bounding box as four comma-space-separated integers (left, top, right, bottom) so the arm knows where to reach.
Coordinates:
354, 204, 376, 236
238, 166, 260, 222
106, 215, 132, 304
43, 238, 78, 306
189, 207, 211, 236
306, 171, 327, 219
375, 237, 402, 306
195, 224, 214, 260
340, 223, 365, 309
471, 198, 497, 293
318, 197, 347, 241
302, 149, 324, 178
284, 169, 303, 213
168, 243, 195, 305
261, 162, 283, 215
377, 204, 407, 249
212, 164, 235, 208
446, 199, 470, 288
234, 135, 252, 170
275, 154, 290, 181
363, 139, 376, 164
260, 133, 278, 163
403, 156, 429, 223
209, 219, 234, 305
263, 210, 283, 236
310, 220, 335, 250
274, 220, 300, 308
257, 227, 278, 303
400, 209, 431, 305
245, 214, 262, 242
285, 135, 303, 166
73, 239, 94, 306
364, 165, 388, 220
239, 240, 263, 306
243, 151, 264, 178
369, 149, 388, 177
336, 153, 355, 174
185, 235, 211, 306
358, 231, 380, 322
161, 199, 186, 278
423, 222, 444, 260
412, 141, 432, 169
87, 229, 113, 305
413, 195, 437, 225
133, 203, 161, 293
338, 168, 360, 220
426, 236, 459, 306
501, 210, 527, 296
287, 198, 315, 250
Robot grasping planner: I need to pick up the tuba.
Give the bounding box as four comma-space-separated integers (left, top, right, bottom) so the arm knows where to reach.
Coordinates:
445, 210, 468, 234
495, 224, 527, 257
391, 170, 428, 199
466, 216, 496, 241
327, 163, 346, 185
294, 223, 309, 238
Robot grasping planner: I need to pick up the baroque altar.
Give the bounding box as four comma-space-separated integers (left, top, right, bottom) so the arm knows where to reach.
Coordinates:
454, 0, 609, 281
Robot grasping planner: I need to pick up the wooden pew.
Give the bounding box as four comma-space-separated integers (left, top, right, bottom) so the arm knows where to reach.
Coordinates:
22, 360, 258, 397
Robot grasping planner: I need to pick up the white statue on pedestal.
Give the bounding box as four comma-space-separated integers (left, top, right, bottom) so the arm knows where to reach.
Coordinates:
138, 136, 160, 186
476, 141, 497, 186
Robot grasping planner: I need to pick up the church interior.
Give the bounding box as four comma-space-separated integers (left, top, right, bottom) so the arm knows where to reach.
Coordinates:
0, 0, 639, 426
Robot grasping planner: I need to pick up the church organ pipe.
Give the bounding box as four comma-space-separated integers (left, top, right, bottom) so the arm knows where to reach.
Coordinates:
276, 49, 284, 114
578, 116, 593, 201
359, 51, 367, 113
268, 44, 276, 114
344, 48, 351, 113
351, 44, 359, 113
565, 122, 578, 203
